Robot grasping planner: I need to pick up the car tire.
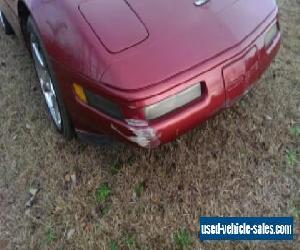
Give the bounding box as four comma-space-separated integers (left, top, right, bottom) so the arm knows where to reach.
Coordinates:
0, 10, 14, 35
27, 16, 74, 139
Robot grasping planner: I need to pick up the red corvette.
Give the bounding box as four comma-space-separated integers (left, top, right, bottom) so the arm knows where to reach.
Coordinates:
0, 0, 281, 148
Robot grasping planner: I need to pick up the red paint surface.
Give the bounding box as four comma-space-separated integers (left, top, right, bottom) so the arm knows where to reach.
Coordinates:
0, 0, 281, 147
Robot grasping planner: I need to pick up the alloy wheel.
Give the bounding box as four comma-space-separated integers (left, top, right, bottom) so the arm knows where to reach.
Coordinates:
0, 11, 5, 29
31, 39, 62, 129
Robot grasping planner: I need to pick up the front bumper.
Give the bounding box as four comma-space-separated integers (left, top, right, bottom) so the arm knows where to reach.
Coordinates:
64, 11, 281, 148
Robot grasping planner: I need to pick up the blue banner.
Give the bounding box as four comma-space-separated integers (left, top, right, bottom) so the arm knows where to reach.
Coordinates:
200, 217, 294, 241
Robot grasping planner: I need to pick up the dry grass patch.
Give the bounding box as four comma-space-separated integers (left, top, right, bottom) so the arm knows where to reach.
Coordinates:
0, 0, 299, 249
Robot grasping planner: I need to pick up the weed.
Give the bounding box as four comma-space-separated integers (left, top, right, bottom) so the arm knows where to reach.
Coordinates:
289, 126, 300, 137
173, 229, 192, 250
291, 207, 300, 219
134, 182, 145, 198
110, 240, 119, 250
288, 201, 300, 219
124, 234, 136, 249
100, 205, 111, 217
110, 161, 122, 175
95, 184, 112, 203
287, 150, 299, 167
45, 224, 56, 244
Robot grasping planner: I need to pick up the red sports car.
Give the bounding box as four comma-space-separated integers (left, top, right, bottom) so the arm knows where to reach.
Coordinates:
0, 0, 281, 148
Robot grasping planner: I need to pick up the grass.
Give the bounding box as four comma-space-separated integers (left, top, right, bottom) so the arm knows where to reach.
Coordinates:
286, 150, 299, 167
110, 161, 122, 175
290, 206, 300, 220
95, 183, 112, 203
124, 234, 136, 249
110, 240, 120, 250
0, 0, 299, 249
289, 126, 300, 137
45, 224, 56, 244
173, 229, 192, 250
134, 181, 145, 199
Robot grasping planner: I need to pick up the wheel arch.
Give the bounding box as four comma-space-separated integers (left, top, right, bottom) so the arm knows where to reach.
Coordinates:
17, 0, 31, 44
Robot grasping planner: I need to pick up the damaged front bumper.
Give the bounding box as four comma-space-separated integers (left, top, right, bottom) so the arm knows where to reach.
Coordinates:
74, 11, 281, 149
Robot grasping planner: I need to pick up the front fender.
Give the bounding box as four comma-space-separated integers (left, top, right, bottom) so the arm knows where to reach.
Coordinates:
27, 0, 109, 83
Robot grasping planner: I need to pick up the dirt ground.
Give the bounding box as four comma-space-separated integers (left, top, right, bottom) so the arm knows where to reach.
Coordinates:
0, 0, 299, 249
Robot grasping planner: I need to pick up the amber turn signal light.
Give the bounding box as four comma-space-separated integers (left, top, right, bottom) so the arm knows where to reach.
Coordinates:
73, 83, 87, 103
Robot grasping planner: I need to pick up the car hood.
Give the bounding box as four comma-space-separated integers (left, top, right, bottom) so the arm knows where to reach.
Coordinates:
79, 0, 149, 54
80, 0, 277, 91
